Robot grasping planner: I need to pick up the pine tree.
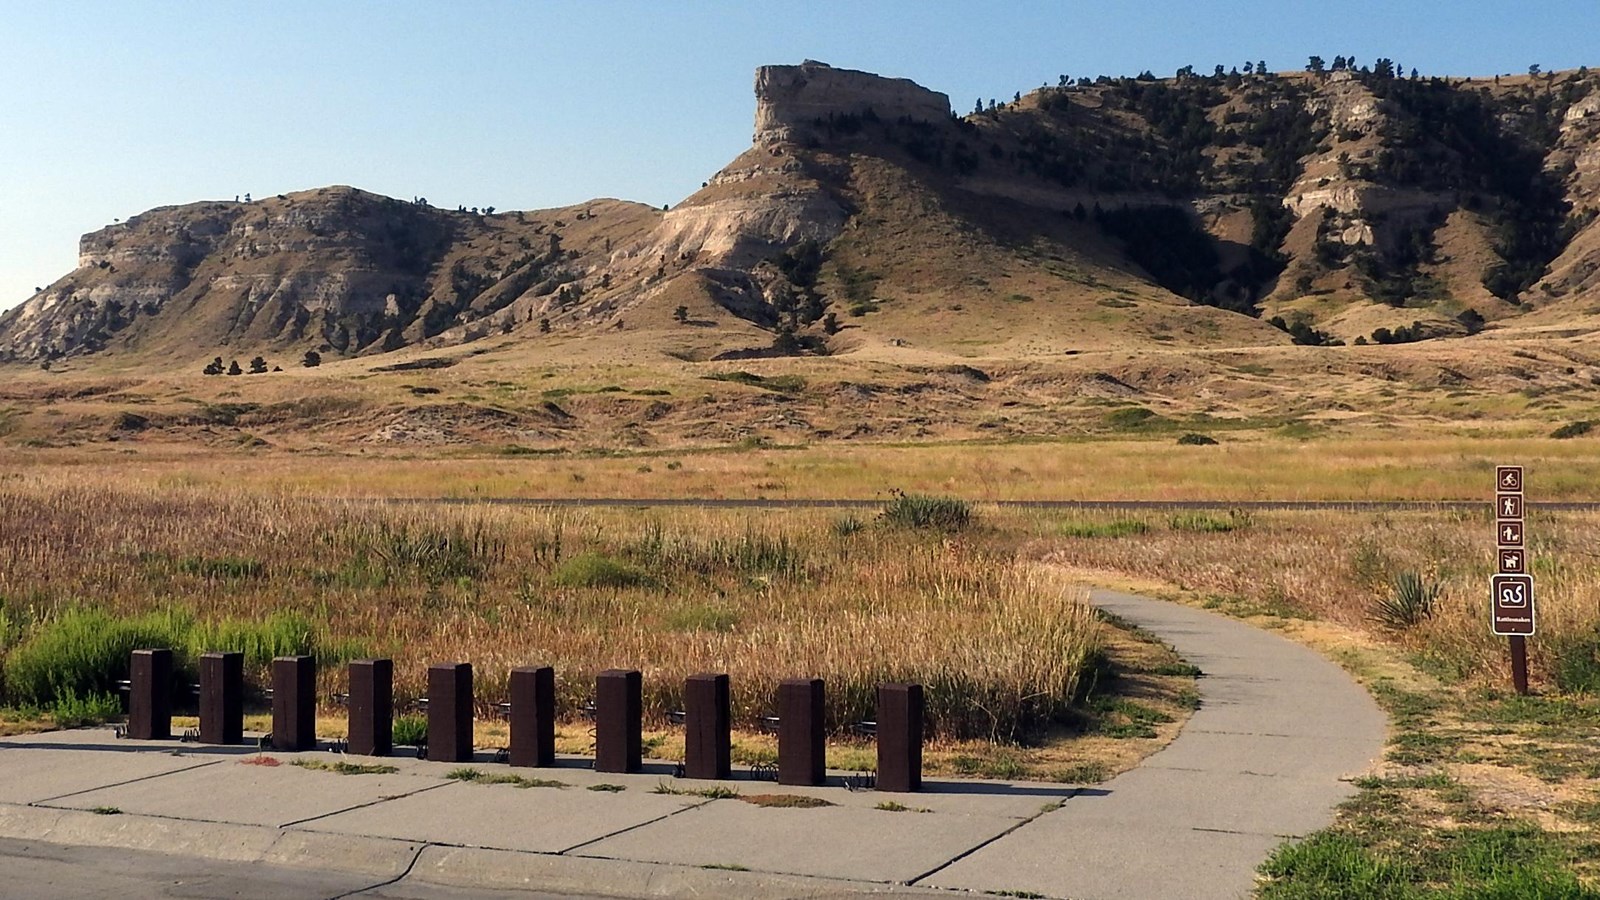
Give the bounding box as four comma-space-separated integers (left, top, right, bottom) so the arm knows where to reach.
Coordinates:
302, 350, 321, 368
227, 360, 242, 376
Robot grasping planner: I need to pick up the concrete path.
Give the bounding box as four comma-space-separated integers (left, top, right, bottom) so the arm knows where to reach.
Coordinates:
0, 588, 1386, 899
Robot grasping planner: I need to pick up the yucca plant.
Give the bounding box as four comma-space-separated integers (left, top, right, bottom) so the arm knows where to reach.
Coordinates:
1370, 571, 1441, 629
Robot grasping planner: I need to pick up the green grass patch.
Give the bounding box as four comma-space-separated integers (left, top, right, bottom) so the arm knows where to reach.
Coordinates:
1060, 519, 1149, 538
551, 553, 652, 589
1168, 510, 1250, 533
653, 780, 740, 799
874, 800, 931, 812
292, 760, 399, 776
665, 604, 739, 633
447, 768, 565, 788
587, 783, 626, 792
391, 714, 427, 747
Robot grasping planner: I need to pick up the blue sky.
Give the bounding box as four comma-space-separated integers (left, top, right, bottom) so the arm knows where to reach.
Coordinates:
3, 1, 1596, 311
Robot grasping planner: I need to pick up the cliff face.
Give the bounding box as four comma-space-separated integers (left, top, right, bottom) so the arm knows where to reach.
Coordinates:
753, 60, 952, 144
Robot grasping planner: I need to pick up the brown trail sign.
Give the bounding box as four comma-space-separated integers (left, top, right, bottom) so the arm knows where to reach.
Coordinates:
1493, 466, 1532, 694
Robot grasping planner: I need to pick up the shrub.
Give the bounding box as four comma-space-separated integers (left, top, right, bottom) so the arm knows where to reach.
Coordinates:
1103, 406, 1165, 429
1550, 421, 1593, 439
1370, 571, 1440, 629
878, 492, 974, 532
831, 515, 866, 537
552, 553, 651, 589
1177, 432, 1219, 445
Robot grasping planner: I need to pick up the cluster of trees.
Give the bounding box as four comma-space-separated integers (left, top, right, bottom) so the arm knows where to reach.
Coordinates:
1268, 315, 1341, 346
200, 352, 322, 375
202, 355, 278, 375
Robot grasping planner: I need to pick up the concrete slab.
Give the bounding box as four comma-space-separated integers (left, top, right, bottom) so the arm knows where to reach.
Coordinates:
578, 799, 1020, 883
1051, 765, 1358, 837
300, 780, 701, 854
1143, 730, 1379, 781
0, 746, 219, 805
41, 755, 444, 827
923, 819, 1283, 900
410, 844, 954, 898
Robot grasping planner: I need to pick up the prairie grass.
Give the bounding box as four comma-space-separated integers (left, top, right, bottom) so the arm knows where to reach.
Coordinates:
0, 481, 1101, 744
14, 435, 1600, 503
1035, 507, 1600, 689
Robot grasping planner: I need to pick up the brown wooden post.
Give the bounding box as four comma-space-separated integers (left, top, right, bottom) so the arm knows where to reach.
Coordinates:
1510, 636, 1530, 695
199, 651, 245, 745
128, 649, 173, 741
427, 663, 474, 763
684, 673, 730, 780
877, 683, 924, 792
595, 669, 642, 774
509, 666, 556, 767
778, 678, 825, 786
271, 656, 317, 752
348, 658, 392, 757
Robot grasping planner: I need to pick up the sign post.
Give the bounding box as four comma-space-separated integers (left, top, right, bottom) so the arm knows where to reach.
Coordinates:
1493, 466, 1533, 695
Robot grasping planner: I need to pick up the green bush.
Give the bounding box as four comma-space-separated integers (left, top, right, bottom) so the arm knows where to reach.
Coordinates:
878, 492, 974, 532
1550, 421, 1593, 439
1103, 406, 1165, 430
1176, 432, 1219, 445
552, 553, 652, 589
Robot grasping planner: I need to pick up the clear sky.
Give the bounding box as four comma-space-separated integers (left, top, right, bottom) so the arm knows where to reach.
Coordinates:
3, 1, 1596, 312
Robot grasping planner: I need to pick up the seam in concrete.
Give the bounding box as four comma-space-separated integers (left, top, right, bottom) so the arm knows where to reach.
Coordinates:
27, 758, 226, 805
278, 780, 455, 829
905, 789, 1083, 887
558, 798, 715, 855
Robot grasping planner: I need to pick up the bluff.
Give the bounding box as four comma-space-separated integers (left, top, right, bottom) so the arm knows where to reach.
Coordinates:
7, 60, 1600, 366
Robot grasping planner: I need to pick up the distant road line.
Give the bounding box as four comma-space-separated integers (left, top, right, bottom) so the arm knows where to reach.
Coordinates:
365, 497, 1600, 512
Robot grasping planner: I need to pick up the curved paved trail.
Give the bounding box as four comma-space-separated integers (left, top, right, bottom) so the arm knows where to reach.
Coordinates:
0, 589, 1386, 900
923, 589, 1388, 899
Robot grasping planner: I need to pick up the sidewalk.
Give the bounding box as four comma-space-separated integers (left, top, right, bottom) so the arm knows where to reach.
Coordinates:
0, 589, 1387, 899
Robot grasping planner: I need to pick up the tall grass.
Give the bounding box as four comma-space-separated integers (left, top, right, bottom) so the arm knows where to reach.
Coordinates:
0, 482, 1098, 741
2, 607, 321, 706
